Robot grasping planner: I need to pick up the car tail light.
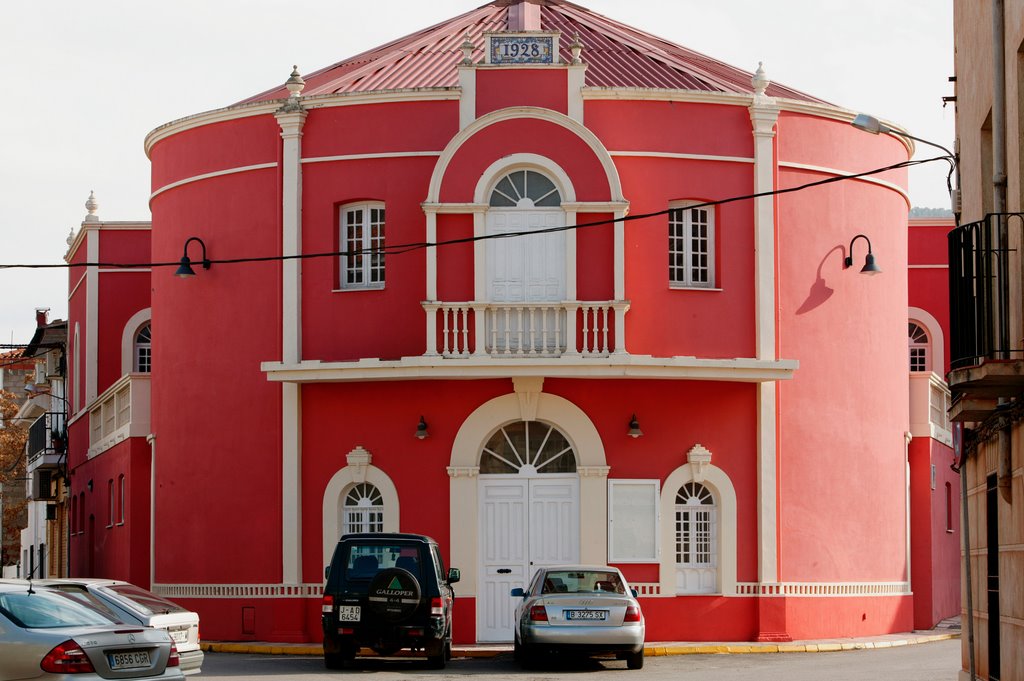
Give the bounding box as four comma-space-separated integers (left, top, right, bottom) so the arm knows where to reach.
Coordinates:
431, 597, 443, 616
168, 643, 181, 667
529, 605, 548, 622
40, 640, 96, 674
322, 594, 334, 614
624, 605, 642, 623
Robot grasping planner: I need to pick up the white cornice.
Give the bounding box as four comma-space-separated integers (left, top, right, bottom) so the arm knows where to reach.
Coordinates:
302, 151, 441, 165
261, 355, 798, 383
610, 151, 754, 164
149, 163, 278, 203
778, 161, 910, 205
65, 222, 152, 263
144, 89, 460, 157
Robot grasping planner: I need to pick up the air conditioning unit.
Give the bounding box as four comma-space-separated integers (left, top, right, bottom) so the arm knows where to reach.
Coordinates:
32, 469, 57, 501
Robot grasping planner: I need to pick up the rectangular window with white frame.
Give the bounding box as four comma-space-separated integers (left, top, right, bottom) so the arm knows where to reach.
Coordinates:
669, 202, 714, 288
608, 479, 660, 563
118, 474, 125, 525
340, 202, 386, 289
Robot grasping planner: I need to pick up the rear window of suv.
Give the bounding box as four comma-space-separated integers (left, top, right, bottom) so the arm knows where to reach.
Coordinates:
345, 543, 423, 580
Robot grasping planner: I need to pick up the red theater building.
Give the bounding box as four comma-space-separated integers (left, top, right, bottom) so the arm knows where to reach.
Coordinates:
64, 0, 959, 644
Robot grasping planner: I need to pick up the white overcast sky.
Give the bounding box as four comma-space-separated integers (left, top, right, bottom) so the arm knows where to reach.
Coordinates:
0, 0, 954, 345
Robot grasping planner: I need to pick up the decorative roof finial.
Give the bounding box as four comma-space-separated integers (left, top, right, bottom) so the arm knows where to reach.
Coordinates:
461, 34, 475, 65
285, 65, 305, 99
66, 227, 76, 247
569, 33, 584, 65
752, 61, 769, 98
84, 190, 99, 223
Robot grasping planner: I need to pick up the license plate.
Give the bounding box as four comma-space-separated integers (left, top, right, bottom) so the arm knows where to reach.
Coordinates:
338, 605, 361, 622
109, 651, 151, 669
565, 610, 607, 621
169, 629, 188, 643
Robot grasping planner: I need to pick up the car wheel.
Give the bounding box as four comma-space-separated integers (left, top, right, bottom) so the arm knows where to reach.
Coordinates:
626, 648, 644, 670
513, 636, 523, 664
324, 653, 345, 670
426, 639, 448, 669
367, 568, 421, 623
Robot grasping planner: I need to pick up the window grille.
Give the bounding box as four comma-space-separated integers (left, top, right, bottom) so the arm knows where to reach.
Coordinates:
908, 322, 929, 372
669, 204, 714, 288
343, 483, 384, 534
675, 482, 716, 566
134, 324, 152, 373
340, 204, 385, 289
479, 420, 576, 474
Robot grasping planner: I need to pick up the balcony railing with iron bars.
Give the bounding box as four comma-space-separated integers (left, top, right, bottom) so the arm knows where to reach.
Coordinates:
948, 213, 1024, 372
27, 411, 66, 467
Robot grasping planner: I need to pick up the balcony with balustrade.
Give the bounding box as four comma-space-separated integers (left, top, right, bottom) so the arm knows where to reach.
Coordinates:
86, 374, 151, 458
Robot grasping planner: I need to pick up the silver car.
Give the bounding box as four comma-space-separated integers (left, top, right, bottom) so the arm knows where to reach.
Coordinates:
35, 580, 203, 676
510, 565, 646, 669
0, 581, 184, 680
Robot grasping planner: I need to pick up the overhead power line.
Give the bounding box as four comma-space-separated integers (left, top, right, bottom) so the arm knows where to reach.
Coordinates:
0, 156, 940, 271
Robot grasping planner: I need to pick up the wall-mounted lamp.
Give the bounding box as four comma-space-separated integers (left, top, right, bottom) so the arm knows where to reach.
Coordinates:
175, 237, 211, 278
627, 414, 643, 438
844, 234, 882, 275
415, 416, 429, 440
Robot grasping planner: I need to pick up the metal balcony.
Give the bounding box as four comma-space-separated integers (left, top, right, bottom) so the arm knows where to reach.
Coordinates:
948, 213, 1024, 417
27, 412, 66, 469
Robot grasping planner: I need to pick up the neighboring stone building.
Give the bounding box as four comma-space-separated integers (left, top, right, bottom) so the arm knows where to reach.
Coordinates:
951, 3, 1024, 680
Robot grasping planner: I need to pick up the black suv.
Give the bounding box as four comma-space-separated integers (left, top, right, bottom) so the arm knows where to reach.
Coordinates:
321, 533, 460, 669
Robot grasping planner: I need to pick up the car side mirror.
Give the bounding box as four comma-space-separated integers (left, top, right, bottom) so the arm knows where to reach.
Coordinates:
631, 588, 638, 598
324, 566, 330, 580
448, 568, 461, 584
510, 587, 525, 598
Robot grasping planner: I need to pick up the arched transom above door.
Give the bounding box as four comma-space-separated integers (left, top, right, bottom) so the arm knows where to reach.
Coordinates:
480, 420, 577, 474
489, 170, 562, 208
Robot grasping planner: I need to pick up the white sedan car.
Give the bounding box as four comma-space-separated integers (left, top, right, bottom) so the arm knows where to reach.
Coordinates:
511, 565, 645, 669
36, 579, 203, 676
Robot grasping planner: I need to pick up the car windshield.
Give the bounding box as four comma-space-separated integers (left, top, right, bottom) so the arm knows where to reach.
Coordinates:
0, 589, 115, 628
345, 544, 422, 580
102, 584, 188, 616
541, 570, 625, 594
43, 585, 124, 622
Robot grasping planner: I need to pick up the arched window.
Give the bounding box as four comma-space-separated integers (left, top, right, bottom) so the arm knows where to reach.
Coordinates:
134, 324, 152, 373
675, 481, 717, 594
480, 421, 576, 474
909, 322, 929, 372
343, 483, 384, 535
489, 169, 561, 207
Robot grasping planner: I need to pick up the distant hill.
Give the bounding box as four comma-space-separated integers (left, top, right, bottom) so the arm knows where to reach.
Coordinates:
910, 206, 954, 217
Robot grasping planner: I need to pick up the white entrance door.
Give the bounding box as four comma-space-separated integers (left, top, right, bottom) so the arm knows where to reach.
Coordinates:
478, 475, 579, 642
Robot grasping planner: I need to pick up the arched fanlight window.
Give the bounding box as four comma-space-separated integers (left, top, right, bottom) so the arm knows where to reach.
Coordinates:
134, 323, 152, 373
480, 421, 577, 474
909, 322, 929, 373
343, 483, 384, 534
489, 170, 561, 208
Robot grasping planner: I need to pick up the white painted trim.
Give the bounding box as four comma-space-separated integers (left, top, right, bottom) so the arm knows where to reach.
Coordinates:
120, 309, 152, 375
757, 383, 778, 583
473, 154, 577, 204
149, 163, 277, 202
321, 454, 400, 571
734, 581, 912, 597
421, 201, 629, 214
610, 151, 754, 164
778, 161, 910, 205
98, 269, 152, 274
426, 107, 624, 204
302, 151, 441, 165
86, 231, 98, 404
144, 89, 460, 156
458, 66, 476, 130
908, 264, 949, 269
908, 307, 946, 376
262, 355, 800, 383
660, 458, 737, 596
154, 583, 326, 599
567, 64, 586, 123
448, 387, 608, 597
281, 383, 302, 584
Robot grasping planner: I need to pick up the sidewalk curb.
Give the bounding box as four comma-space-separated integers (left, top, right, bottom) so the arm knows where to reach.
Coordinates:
201, 631, 959, 657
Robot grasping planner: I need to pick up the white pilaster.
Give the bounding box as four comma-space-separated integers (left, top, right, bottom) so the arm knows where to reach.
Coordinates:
275, 72, 307, 585
567, 65, 586, 124
458, 66, 477, 131
749, 64, 781, 585
612, 208, 627, 354
86, 229, 98, 403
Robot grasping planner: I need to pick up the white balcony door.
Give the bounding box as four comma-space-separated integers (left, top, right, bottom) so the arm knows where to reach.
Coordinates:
487, 209, 565, 303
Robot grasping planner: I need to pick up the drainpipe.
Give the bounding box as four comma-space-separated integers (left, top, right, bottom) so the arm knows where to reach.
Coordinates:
960, 463, 976, 680
992, 0, 1013, 504
147, 433, 156, 589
